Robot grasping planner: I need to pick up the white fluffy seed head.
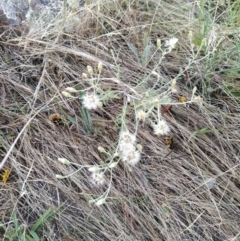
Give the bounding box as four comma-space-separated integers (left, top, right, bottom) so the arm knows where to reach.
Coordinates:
120, 130, 136, 145
136, 109, 147, 122
153, 120, 170, 136
119, 142, 136, 153
82, 93, 100, 110
165, 37, 178, 51
91, 172, 105, 186
122, 149, 141, 166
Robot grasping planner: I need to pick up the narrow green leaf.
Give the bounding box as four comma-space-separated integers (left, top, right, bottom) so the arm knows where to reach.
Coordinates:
189, 128, 217, 142
0, 222, 7, 231
127, 42, 141, 63
142, 44, 151, 67
193, 128, 215, 135
12, 211, 19, 230
25, 233, 35, 241
31, 205, 62, 232
81, 106, 92, 135
29, 231, 40, 241
143, 31, 149, 48
30, 209, 54, 232
66, 114, 78, 125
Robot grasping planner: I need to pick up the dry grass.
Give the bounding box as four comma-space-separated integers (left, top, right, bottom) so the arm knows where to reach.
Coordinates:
1, 0, 240, 240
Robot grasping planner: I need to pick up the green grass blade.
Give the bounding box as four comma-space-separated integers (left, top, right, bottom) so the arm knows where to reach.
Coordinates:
81, 106, 92, 135
0, 222, 7, 232
142, 44, 152, 67
28, 231, 40, 241
30, 205, 61, 232
127, 42, 141, 63
30, 209, 54, 232
11, 211, 19, 230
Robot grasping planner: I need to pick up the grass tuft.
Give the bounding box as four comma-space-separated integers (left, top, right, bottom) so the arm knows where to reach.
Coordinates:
0, 0, 240, 240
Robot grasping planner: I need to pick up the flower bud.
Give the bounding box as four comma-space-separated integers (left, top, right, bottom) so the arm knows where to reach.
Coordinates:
188, 30, 193, 41
201, 38, 206, 46
56, 174, 64, 179
62, 91, 73, 98
113, 152, 120, 158
87, 65, 93, 75
157, 38, 161, 48
58, 158, 70, 165
95, 198, 106, 206
88, 166, 100, 172
98, 61, 103, 73
136, 144, 143, 152
109, 162, 118, 168
192, 86, 197, 95
98, 146, 105, 153
193, 95, 203, 103
97, 102, 103, 108
65, 87, 78, 93
152, 98, 159, 104
151, 71, 160, 79
171, 79, 177, 87
82, 73, 88, 80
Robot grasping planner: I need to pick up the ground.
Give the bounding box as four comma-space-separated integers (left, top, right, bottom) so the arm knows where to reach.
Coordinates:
0, 0, 240, 241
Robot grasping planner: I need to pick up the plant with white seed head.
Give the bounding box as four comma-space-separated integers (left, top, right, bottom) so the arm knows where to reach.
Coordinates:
153, 119, 170, 136
82, 92, 101, 110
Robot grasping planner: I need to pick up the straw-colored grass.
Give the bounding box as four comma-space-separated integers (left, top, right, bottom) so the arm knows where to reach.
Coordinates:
1, 0, 240, 240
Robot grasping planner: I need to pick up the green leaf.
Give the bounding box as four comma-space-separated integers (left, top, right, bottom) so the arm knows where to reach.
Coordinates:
142, 44, 151, 67
193, 36, 203, 46
161, 205, 170, 213
11, 211, 19, 230
0, 222, 7, 231
30, 204, 63, 232
189, 128, 217, 142
192, 128, 216, 135
30, 209, 53, 232
66, 114, 78, 125
29, 231, 40, 241
127, 42, 141, 63
81, 106, 92, 135
143, 31, 149, 48
25, 233, 35, 241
